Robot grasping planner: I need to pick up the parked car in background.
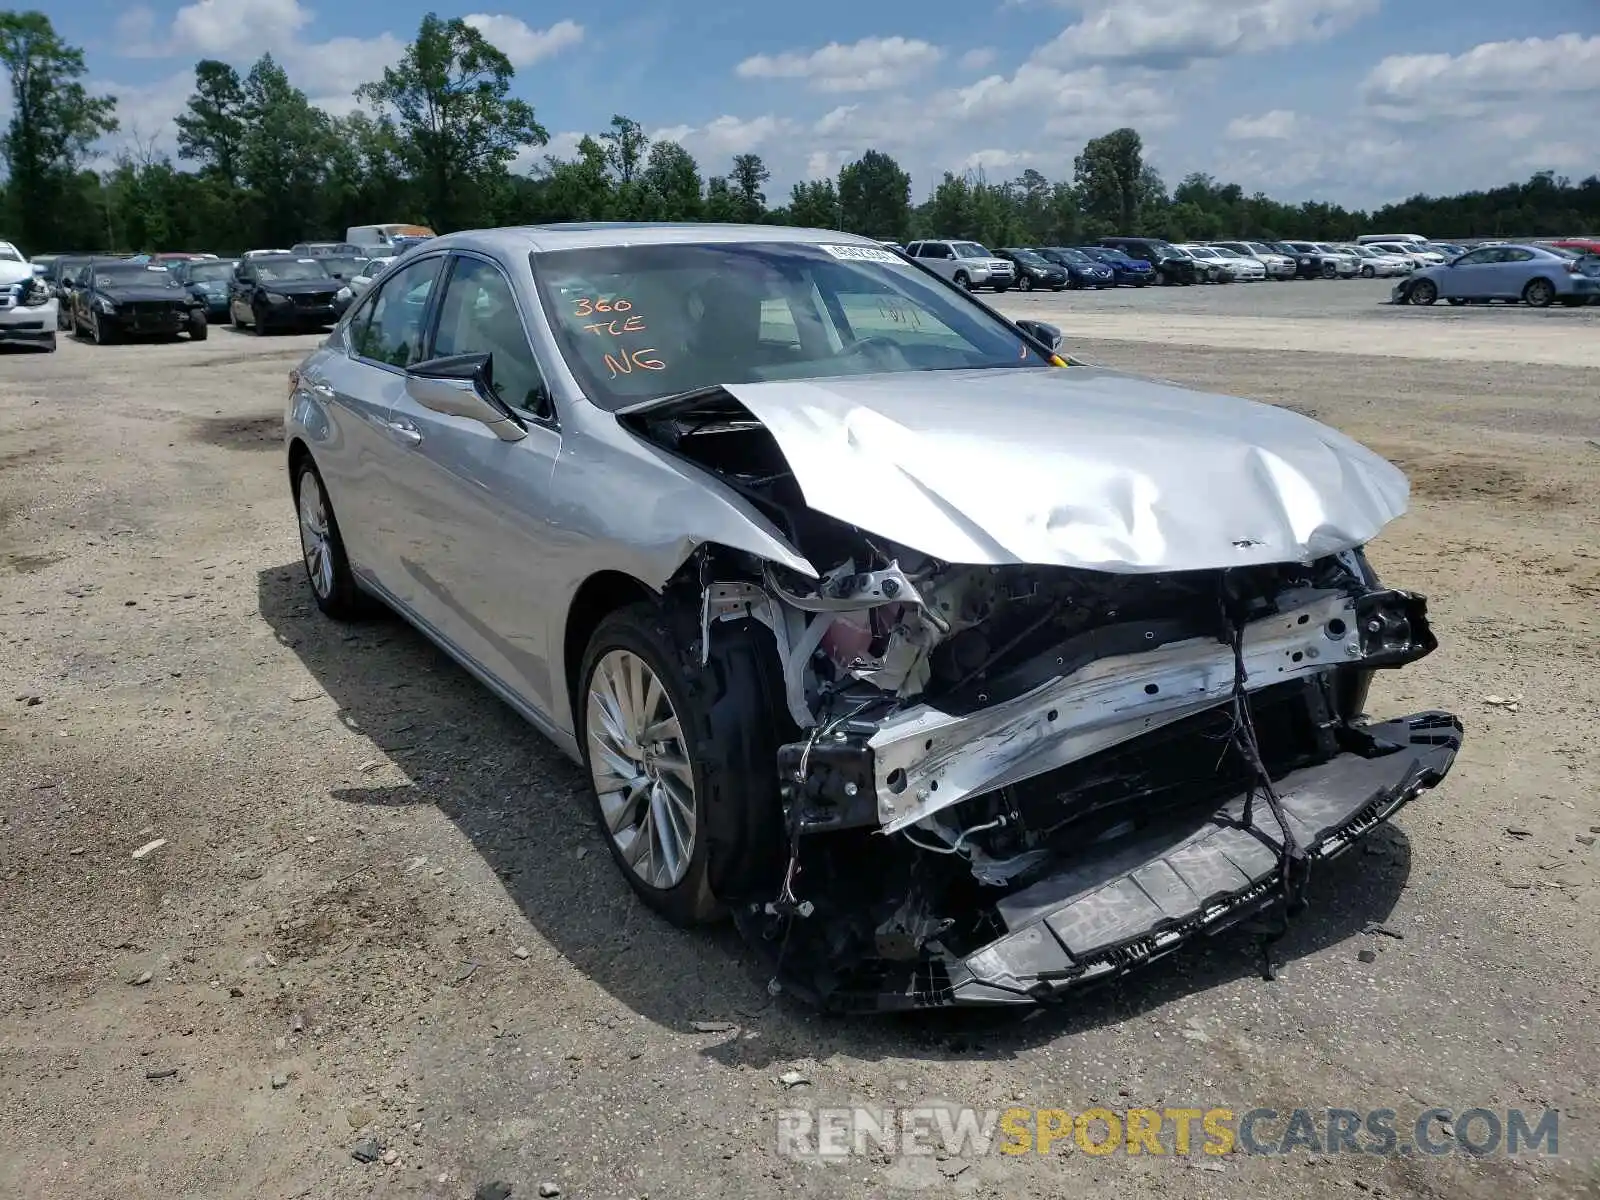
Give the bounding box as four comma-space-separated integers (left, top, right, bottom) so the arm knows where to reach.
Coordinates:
293, 241, 365, 260
1266, 241, 1321, 279
1074, 245, 1155, 286
904, 240, 1015, 291
229, 254, 341, 333
1550, 239, 1600, 257
1277, 241, 1337, 278
1357, 233, 1429, 248
344, 258, 391, 301
346, 224, 436, 257
283, 222, 1459, 1011
70, 260, 207, 344
1210, 241, 1296, 279
1186, 244, 1262, 281
1376, 242, 1445, 266
0, 249, 59, 351
242, 248, 296, 260
994, 248, 1069, 290
1395, 243, 1600, 308
1311, 243, 1361, 278
169, 257, 239, 322
1346, 245, 1409, 277
0, 240, 26, 263
1098, 236, 1198, 285
1030, 246, 1115, 289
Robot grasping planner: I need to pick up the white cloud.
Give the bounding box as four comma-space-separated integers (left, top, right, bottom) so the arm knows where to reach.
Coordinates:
961, 148, 1037, 173
462, 15, 584, 67
650, 125, 696, 146
804, 149, 847, 180
92, 70, 196, 164
170, 0, 311, 58
1225, 108, 1300, 139
1035, 0, 1378, 69
736, 37, 944, 93
695, 115, 798, 158
287, 33, 405, 98
959, 47, 998, 71
514, 130, 583, 173
114, 7, 165, 58
1360, 33, 1600, 121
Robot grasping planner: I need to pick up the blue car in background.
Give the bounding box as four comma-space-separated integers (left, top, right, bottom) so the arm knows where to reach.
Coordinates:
1032, 246, 1116, 289
1395, 243, 1600, 308
1075, 245, 1156, 286
167, 257, 239, 322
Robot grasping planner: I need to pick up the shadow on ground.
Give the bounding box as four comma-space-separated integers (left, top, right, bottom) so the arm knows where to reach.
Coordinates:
258, 562, 1413, 1066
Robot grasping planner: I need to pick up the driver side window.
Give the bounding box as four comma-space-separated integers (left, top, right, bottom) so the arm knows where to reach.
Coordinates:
431, 256, 553, 419
351, 256, 444, 368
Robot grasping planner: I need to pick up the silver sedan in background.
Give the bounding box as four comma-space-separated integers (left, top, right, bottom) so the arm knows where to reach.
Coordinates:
285, 222, 1460, 1011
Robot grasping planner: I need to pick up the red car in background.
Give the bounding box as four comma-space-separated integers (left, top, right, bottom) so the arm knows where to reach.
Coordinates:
1551, 239, 1600, 256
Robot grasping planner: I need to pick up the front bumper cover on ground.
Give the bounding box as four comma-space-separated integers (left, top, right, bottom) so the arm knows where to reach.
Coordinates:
942, 709, 1462, 1006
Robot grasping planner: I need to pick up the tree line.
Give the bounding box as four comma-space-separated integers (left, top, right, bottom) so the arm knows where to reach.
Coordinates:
3, 8, 1597, 257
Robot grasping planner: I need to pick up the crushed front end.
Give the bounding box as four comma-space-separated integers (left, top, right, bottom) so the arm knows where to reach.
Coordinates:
623, 386, 1460, 1012
701, 548, 1459, 1012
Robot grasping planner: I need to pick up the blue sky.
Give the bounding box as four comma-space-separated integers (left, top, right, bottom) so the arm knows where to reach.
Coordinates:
51, 0, 1600, 209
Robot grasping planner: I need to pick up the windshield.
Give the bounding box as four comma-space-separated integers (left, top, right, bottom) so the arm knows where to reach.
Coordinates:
1143, 241, 1180, 257
321, 256, 365, 277
188, 262, 235, 283
1054, 248, 1092, 263
1007, 249, 1050, 267
951, 242, 991, 259
534, 241, 1054, 411
97, 265, 180, 287
254, 258, 330, 282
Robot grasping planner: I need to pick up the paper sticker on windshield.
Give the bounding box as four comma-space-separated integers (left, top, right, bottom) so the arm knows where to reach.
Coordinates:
818, 244, 901, 264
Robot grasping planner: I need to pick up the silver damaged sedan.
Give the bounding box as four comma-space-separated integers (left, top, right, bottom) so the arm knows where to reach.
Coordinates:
286, 223, 1462, 1011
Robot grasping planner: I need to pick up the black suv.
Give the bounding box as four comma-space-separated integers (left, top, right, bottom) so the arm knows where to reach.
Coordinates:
1097, 237, 1199, 285
228, 255, 341, 334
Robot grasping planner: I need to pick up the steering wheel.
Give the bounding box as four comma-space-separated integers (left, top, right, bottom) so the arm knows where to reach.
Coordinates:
839, 335, 909, 366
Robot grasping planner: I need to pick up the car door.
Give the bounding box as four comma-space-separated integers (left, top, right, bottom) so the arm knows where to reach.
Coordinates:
376, 250, 567, 717
1491, 247, 1537, 297
229, 263, 254, 322
305, 253, 448, 595
1437, 247, 1496, 298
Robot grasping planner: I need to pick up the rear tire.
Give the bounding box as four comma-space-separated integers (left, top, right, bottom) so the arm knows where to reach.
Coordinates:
1522, 278, 1555, 308
578, 602, 789, 927
294, 462, 366, 621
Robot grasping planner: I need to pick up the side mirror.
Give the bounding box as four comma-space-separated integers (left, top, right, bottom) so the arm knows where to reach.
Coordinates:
404, 353, 527, 442
1015, 319, 1063, 351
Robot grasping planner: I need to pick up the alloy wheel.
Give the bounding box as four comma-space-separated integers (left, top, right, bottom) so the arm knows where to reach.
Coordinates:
297, 473, 335, 600
586, 649, 697, 890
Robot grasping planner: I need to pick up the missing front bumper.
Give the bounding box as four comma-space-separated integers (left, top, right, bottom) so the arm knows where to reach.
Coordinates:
947, 710, 1462, 1006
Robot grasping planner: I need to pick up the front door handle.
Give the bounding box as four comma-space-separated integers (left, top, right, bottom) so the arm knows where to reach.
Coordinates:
309, 381, 335, 399
386, 418, 423, 446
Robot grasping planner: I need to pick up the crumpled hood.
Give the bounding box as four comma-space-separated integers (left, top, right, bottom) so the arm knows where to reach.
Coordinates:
718, 366, 1409, 573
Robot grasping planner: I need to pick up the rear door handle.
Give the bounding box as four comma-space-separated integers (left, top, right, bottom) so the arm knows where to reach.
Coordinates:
309, 381, 335, 399
386, 418, 422, 446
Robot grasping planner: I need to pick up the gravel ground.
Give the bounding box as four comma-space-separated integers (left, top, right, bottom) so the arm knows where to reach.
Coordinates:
2, 282, 1598, 1200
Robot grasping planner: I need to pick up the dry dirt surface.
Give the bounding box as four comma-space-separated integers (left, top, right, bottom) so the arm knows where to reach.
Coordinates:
2, 286, 1598, 1200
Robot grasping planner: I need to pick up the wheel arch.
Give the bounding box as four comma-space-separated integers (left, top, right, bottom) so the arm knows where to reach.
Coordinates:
563, 570, 661, 720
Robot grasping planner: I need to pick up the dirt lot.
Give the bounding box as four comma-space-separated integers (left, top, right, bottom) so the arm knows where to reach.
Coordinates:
3, 280, 1598, 1200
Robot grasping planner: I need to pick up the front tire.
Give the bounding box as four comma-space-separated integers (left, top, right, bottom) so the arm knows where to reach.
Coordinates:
578, 602, 788, 927
90, 312, 113, 345
294, 462, 365, 620
187, 312, 208, 340
953, 271, 970, 291
1409, 279, 1438, 306
1019, 275, 1034, 292
1361, 266, 1375, 278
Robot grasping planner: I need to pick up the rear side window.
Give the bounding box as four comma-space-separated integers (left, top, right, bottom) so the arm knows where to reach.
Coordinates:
350, 256, 444, 368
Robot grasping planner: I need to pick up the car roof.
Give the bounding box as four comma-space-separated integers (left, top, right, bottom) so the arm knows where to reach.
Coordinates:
421, 222, 890, 256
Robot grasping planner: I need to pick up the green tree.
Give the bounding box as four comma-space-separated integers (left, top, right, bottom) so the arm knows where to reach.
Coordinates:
704, 175, 740, 222
599, 114, 648, 185
638, 140, 702, 220
838, 149, 911, 240
175, 59, 246, 186
357, 12, 547, 231
787, 179, 840, 229
0, 11, 117, 250
1074, 127, 1147, 232
728, 153, 769, 222
526, 135, 611, 222
237, 54, 333, 245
